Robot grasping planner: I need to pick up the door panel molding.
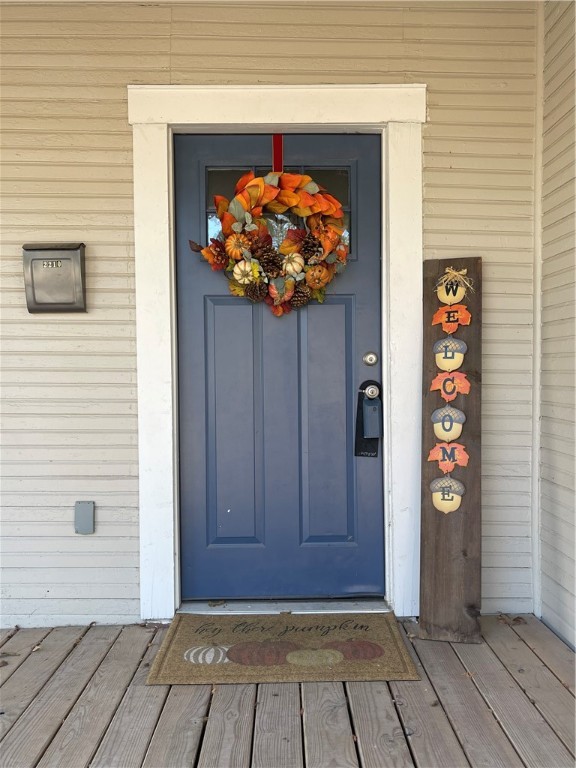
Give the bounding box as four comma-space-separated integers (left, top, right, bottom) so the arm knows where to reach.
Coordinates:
128, 84, 427, 620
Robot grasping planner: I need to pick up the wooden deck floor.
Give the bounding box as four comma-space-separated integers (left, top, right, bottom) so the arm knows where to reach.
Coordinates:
0, 614, 573, 768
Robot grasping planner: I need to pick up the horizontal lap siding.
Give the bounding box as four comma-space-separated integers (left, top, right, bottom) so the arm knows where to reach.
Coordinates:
379, 1, 536, 614
0, 1, 537, 625
540, 1, 575, 647
0, 3, 172, 627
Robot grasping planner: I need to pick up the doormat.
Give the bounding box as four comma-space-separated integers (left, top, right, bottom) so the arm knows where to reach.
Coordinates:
146, 612, 419, 684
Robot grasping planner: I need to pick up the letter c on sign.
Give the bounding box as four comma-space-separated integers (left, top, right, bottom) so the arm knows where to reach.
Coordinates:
442, 377, 456, 396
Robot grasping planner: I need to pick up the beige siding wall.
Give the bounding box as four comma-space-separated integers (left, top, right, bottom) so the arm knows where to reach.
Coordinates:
1, 2, 539, 625
540, 1, 575, 646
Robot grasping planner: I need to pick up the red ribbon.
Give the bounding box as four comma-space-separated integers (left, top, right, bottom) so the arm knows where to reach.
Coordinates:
272, 134, 283, 173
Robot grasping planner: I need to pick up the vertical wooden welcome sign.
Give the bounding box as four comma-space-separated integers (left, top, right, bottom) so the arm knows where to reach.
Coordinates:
420, 258, 482, 643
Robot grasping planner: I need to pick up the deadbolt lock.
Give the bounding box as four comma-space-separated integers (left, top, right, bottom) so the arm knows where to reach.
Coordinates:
363, 352, 378, 366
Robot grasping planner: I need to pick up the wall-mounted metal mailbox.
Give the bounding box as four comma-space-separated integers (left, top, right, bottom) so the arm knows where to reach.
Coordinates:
23, 243, 86, 313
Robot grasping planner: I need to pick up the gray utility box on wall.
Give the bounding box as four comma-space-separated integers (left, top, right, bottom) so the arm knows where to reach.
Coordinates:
75, 501, 95, 535
23, 243, 86, 312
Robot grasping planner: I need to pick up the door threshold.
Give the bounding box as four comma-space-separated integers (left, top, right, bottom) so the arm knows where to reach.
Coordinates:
178, 598, 392, 615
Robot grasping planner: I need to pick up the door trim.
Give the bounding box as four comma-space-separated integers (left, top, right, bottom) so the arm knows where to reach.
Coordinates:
128, 84, 427, 621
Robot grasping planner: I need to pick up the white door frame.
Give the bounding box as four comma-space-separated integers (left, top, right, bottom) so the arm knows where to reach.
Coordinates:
128, 84, 426, 621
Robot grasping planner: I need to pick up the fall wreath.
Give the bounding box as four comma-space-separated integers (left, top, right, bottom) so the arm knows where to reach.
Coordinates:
190, 170, 348, 317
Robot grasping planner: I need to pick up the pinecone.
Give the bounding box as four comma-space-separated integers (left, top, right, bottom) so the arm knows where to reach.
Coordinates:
300, 232, 324, 264
290, 283, 312, 309
208, 238, 229, 269
254, 244, 283, 278
244, 281, 269, 303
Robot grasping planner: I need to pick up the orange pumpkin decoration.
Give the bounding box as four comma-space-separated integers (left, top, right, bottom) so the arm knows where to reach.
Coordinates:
225, 233, 250, 260
305, 264, 332, 290
226, 640, 299, 666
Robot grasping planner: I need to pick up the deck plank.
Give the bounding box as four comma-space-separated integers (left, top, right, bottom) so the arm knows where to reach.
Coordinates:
302, 682, 359, 768
37, 625, 154, 768
0, 625, 88, 740
481, 616, 575, 755
0, 627, 51, 686
252, 683, 303, 768
142, 684, 212, 768
90, 627, 169, 768
0, 625, 120, 768
508, 614, 575, 694
0, 629, 18, 648
413, 638, 523, 768
453, 639, 574, 768
197, 684, 257, 768
346, 681, 413, 767
392, 625, 471, 768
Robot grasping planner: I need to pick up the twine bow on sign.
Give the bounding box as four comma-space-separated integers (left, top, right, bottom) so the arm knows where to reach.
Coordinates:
435, 267, 475, 294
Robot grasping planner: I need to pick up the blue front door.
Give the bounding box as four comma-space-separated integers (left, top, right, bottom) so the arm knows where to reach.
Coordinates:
175, 134, 384, 599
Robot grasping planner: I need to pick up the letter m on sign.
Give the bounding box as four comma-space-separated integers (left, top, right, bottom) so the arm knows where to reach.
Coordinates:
440, 445, 457, 463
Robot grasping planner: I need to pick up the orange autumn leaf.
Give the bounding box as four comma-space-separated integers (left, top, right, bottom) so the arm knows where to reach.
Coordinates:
309, 215, 343, 236
279, 228, 307, 255
311, 194, 332, 214
321, 193, 345, 218
220, 212, 237, 237
260, 184, 280, 206
306, 213, 323, 231
278, 173, 303, 191
214, 196, 229, 217
200, 245, 214, 263
432, 304, 472, 334
322, 230, 341, 255
265, 199, 289, 214
200, 245, 226, 271
234, 170, 255, 194
231, 190, 251, 213
428, 442, 469, 474
245, 185, 263, 209
277, 189, 301, 208
296, 190, 317, 208
245, 176, 265, 202
292, 205, 314, 218
325, 217, 345, 235
430, 371, 471, 403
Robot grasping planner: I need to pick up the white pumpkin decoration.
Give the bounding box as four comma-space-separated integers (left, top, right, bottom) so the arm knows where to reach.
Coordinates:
283, 252, 305, 276
184, 645, 230, 664
232, 260, 253, 285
